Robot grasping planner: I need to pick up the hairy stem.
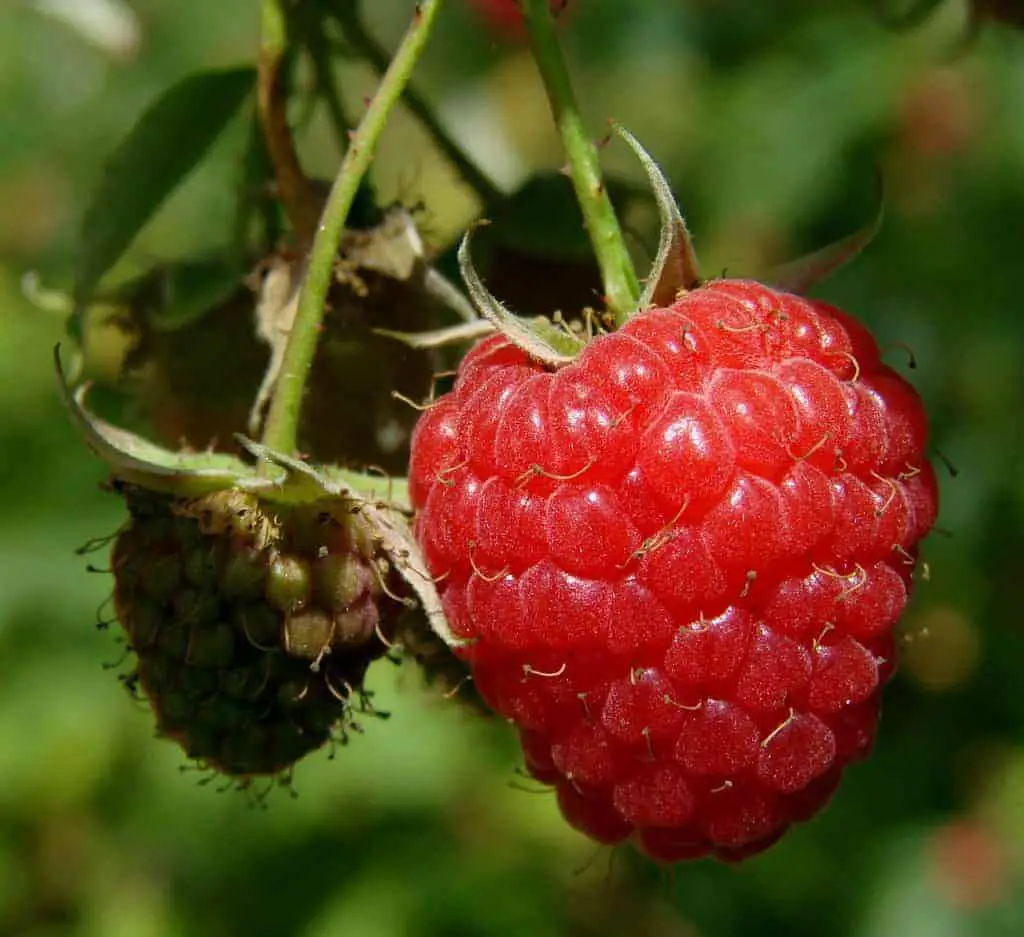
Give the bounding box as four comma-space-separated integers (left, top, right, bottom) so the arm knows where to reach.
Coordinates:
518, 0, 639, 323
334, 3, 503, 206
260, 0, 446, 458
258, 0, 322, 246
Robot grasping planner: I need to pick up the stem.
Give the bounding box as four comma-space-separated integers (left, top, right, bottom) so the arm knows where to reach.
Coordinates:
260, 0, 446, 457
258, 0, 321, 247
334, 4, 504, 207
518, 0, 639, 323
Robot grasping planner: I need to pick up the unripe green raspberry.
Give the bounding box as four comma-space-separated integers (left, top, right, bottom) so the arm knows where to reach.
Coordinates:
112, 483, 403, 778
267, 556, 312, 614
283, 609, 336, 662
314, 553, 376, 613
220, 548, 267, 601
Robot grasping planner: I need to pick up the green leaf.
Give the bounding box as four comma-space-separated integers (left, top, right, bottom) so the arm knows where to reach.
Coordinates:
73, 66, 257, 312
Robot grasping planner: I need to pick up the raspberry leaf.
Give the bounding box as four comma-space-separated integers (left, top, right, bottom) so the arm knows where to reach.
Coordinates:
458, 231, 582, 365
72, 67, 256, 315
615, 125, 701, 311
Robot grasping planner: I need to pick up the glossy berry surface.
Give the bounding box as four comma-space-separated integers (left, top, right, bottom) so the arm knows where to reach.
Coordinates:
409, 279, 938, 862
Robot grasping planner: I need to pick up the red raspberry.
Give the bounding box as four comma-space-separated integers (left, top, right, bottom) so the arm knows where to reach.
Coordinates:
467, 0, 572, 39
409, 279, 938, 862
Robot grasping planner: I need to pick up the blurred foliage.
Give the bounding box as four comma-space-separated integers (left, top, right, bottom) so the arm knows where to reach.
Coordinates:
2, 0, 1024, 935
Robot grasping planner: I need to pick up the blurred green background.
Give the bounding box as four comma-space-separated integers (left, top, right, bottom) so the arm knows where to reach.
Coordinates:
3, 0, 1024, 935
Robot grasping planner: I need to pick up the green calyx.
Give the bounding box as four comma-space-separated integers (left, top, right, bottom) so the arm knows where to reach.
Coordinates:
397, 128, 704, 370
56, 342, 408, 508
386, 126, 884, 374
59, 340, 462, 655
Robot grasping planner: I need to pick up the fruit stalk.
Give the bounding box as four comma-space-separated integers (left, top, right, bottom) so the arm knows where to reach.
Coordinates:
333, 3, 504, 206
518, 0, 639, 322
260, 0, 446, 458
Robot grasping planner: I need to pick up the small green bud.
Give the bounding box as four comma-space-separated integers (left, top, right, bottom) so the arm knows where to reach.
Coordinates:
314, 552, 371, 613
158, 690, 193, 730
219, 547, 266, 601
333, 602, 379, 646
276, 677, 311, 710
221, 666, 266, 701
266, 554, 312, 613
202, 698, 248, 732
183, 541, 223, 588
283, 609, 334, 661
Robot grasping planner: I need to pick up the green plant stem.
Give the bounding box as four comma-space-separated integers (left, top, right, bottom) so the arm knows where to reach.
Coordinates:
334, 4, 504, 207
259, 0, 287, 76
260, 0, 446, 458
518, 0, 639, 323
